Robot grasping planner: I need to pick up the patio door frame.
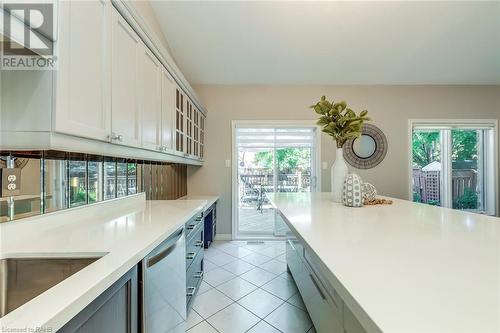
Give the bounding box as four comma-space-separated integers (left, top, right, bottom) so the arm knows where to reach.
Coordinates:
231, 120, 322, 240
408, 119, 498, 215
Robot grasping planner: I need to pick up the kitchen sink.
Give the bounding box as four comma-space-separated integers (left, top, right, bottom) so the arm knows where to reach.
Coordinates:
0, 256, 103, 317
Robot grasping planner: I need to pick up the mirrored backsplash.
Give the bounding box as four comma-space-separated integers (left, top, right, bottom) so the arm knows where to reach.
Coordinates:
0, 151, 187, 223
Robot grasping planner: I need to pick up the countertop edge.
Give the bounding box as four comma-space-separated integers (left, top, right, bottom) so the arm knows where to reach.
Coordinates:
0, 197, 207, 331
272, 206, 382, 333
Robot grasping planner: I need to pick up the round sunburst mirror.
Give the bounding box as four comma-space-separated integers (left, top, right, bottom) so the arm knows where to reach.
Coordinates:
343, 124, 387, 169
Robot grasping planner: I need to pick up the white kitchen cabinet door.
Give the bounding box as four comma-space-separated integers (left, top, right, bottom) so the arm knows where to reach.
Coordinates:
185, 99, 193, 157
111, 8, 141, 147
55, 0, 111, 141
161, 69, 175, 152
139, 45, 162, 151
174, 88, 186, 154
199, 113, 206, 160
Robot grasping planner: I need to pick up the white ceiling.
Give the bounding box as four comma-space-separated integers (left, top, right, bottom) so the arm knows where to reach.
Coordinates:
151, 1, 500, 85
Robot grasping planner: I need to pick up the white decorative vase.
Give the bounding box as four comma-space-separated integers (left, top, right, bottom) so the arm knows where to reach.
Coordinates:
331, 147, 349, 203
343, 173, 364, 207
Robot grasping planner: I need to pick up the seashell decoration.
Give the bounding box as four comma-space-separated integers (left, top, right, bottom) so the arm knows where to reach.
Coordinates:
362, 182, 377, 201
342, 173, 364, 207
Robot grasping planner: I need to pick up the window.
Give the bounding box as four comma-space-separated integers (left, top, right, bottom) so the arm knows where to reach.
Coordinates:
232, 122, 320, 239
410, 120, 497, 215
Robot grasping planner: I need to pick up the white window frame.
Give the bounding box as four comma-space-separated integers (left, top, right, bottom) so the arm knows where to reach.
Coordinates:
231, 120, 322, 240
408, 119, 498, 216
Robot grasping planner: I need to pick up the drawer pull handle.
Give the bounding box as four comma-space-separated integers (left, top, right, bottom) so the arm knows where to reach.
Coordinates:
194, 271, 203, 279
186, 287, 196, 297
186, 252, 196, 260
146, 229, 184, 267
187, 224, 196, 230
195, 241, 203, 247
309, 273, 327, 301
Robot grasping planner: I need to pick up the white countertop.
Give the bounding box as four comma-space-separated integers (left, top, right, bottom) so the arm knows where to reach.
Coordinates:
179, 194, 218, 211
268, 192, 500, 333
0, 194, 207, 331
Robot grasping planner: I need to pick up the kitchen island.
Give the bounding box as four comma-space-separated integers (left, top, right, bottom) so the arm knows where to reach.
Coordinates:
0, 194, 207, 332
268, 192, 500, 333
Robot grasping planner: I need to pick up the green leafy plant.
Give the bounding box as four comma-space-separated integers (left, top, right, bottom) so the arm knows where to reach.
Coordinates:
453, 188, 478, 210
310, 96, 371, 148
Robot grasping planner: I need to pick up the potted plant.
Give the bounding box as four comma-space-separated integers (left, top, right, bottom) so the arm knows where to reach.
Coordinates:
310, 96, 370, 202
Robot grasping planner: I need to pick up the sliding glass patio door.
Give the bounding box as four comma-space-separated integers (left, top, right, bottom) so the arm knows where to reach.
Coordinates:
411, 120, 497, 215
234, 125, 319, 238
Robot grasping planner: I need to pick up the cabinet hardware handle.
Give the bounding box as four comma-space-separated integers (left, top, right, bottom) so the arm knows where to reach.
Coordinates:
195, 241, 203, 247
109, 133, 123, 142
187, 224, 196, 230
146, 228, 184, 267
309, 273, 327, 301
186, 252, 196, 260
194, 271, 203, 279
186, 287, 196, 297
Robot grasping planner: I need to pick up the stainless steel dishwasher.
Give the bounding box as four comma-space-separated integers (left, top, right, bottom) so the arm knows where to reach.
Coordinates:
140, 227, 186, 333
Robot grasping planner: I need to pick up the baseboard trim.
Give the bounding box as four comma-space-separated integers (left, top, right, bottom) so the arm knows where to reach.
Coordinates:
214, 234, 232, 241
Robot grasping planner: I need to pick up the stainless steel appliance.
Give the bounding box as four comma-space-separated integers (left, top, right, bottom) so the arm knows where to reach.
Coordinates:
141, 227, 186, 332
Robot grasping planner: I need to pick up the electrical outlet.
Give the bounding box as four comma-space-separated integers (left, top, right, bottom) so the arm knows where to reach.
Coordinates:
1, 168, 21, 197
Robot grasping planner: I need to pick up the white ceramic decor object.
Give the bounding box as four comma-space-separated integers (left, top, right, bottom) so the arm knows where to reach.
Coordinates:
331, 148, 349, 202
343, 173, 364, 207
362, 182, 377, 201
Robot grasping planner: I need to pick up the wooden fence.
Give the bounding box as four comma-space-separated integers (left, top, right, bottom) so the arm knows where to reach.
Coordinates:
413, 168, 477, 204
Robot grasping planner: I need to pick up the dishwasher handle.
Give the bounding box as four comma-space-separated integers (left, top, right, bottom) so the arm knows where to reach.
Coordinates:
146, 228, 184, 268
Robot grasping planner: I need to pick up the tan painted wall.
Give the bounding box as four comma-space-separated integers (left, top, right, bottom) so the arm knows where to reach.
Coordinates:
188, 85, 500, 235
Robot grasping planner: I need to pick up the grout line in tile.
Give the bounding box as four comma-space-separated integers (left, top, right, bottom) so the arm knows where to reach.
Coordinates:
244, 320, 284, 333
206, 320, 222, 333
203, 299, 237, 321
198, 241, 311, 333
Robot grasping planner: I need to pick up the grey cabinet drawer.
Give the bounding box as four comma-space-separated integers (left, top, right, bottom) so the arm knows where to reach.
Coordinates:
185, 214, 203, 239
186, 222, 204, 269
286, 239, 302, 279
287, 238, 342, 333
59, 267, 138, 333
186, 252, 203, 307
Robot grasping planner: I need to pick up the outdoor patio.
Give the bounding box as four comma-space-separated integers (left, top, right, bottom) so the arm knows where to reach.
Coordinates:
238, 205, 288, 235
238, 206, 275, 233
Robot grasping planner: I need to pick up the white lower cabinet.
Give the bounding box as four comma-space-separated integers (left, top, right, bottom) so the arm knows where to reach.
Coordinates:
286, 239, 366, 333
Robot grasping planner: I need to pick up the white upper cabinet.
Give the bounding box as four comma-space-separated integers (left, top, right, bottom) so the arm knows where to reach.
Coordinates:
139, 45, 162, 151
161, 69, 176, 152
54, 0, 112, 141
1, 1, 207, 165
200, 112, 206, 160
111, 7, 141, 147
174, 88, 186, 154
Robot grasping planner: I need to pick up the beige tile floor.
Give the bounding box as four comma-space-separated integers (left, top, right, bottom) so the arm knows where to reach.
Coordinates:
187, 240, 316, 333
